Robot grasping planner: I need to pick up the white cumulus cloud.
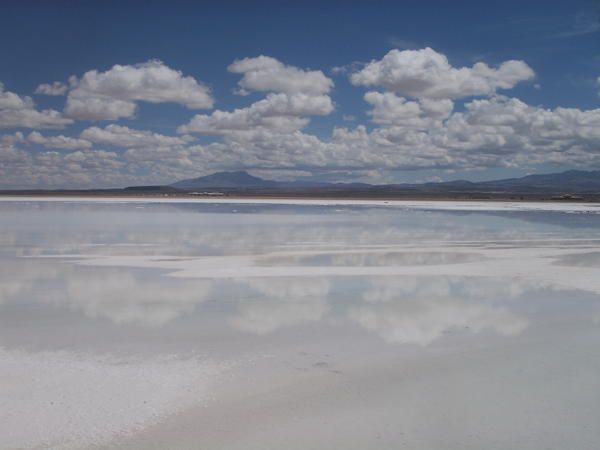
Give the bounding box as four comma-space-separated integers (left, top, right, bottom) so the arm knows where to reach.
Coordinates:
228, 55, 333, 95
81, 124, 192, 148
3, 52, 600, 188
27, 131, 92, 150
0, 82, 73, 129
179, 92, 333, 135
179, 56, 334, 137
350, 47, 535, 99
34, 82, 68, 96
64, 60, 214, 120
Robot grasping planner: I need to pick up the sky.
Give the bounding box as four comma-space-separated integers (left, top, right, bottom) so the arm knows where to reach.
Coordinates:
1, 0, 599, 189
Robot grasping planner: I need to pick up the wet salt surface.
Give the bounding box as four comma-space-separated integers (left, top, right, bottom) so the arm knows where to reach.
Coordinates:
1, 199, 600, 449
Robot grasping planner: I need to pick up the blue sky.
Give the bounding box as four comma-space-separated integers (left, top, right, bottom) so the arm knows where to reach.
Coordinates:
0, 0, 599, 188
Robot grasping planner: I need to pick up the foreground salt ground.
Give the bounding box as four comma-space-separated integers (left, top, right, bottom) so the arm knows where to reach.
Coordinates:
0, 349, 224, 449
1, 199, 600, 449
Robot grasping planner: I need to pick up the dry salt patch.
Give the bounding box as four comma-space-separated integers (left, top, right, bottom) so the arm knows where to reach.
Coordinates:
0, 347, 225, 449
1, 196, 599, 213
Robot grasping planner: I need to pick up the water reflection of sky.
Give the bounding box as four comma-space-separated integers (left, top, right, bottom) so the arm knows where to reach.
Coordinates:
2, 201, 600, 345
2, 201, 600, 449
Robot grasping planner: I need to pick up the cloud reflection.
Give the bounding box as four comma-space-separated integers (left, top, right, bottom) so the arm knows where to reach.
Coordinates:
228, 278, 331, 334
0, 258, 532, 346
5, 202, 600, 343
349, 277, 528, 345
0, 260, 212, 327
63, 270, 213, 327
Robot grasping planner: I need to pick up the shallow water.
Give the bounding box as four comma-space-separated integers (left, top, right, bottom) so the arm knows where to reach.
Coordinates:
1, 199, 600, 449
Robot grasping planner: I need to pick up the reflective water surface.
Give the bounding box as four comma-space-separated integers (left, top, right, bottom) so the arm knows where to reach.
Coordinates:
1, 199, 600, 449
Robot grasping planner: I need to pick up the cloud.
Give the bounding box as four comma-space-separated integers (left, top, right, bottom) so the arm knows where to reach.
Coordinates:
364, 91, 422, 125
363, 92, 453, 127
64, 60, 214, 120
194, 94, 600, 174
331, 61, 365, 76
553, 11, 600, 38
419, 97, 455, 118
65, 95, 136, 122
0, 144, 125, 189
81, 124, 192, 148
4, 94, 600, 188
386, 37, 421, 49
34, 82, 68, 96
0, 142, 30, 168
179, 56, 334, 137
228, 55, 333, 95
350, 48, 535, 99
442, 96, 600, 159
0, 84, 31, 110
1, 51, 599, 188
0, 82, 73, 129
1, 132, 24, 145
27, 131, 92, 150
179, 92, 333, 135
0, 108, 72, 130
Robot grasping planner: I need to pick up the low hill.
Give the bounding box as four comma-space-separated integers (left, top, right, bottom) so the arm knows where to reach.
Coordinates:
170, 171, 279, 189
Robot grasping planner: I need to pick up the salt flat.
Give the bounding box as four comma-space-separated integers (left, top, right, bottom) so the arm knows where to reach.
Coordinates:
1, 199, 600, 449
1, 195, 600, 212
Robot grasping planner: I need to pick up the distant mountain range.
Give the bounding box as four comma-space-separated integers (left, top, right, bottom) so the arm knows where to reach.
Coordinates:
163, 169, 600, 194
3, 169, 598, 201
421, 170, 600, 193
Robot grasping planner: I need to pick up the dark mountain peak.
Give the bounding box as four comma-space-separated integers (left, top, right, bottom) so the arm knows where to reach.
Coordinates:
213, 170, 252, 177
171, 170, 277, 189
197, 170, 262, 183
